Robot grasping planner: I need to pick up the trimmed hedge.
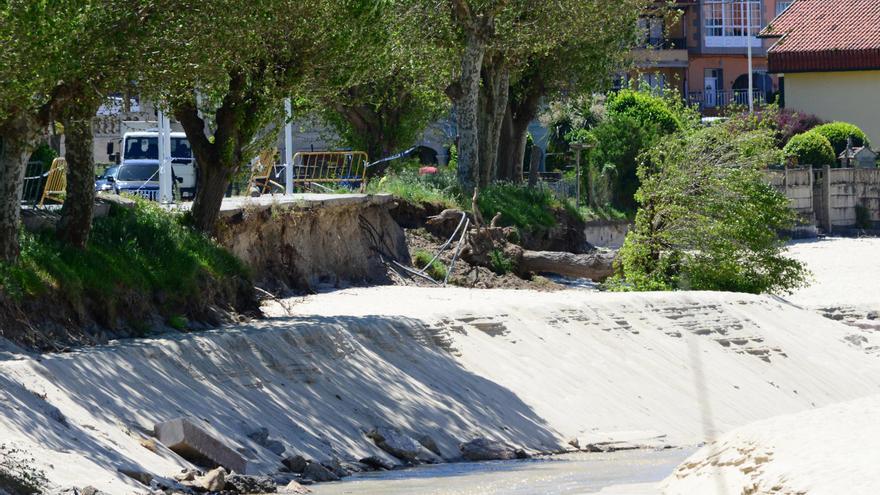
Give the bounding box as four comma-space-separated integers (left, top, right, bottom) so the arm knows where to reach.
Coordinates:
783, 132, 836, 168
810, 122, 870, 156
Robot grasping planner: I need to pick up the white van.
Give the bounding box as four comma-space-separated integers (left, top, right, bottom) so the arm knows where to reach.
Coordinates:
106, 121, 198, 200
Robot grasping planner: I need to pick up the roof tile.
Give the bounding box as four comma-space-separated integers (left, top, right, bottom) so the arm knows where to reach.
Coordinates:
761, 0, 880, 72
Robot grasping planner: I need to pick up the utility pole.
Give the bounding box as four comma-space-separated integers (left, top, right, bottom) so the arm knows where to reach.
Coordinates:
284, 98, 294, 196
746, 0, 755, 114
157, 109, 173, 204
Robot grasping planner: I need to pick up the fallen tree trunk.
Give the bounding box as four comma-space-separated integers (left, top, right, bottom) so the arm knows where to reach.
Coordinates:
519, 250, 615, 281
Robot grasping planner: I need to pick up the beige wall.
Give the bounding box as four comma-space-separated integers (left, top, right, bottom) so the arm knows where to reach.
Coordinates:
785, 71, 880, 146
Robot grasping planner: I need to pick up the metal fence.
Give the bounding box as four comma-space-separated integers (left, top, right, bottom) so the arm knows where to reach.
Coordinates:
291, 151, 369, 192
21, 160, 49, 206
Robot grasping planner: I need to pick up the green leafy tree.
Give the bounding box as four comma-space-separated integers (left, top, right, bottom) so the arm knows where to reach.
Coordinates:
143, 0, 381, 234
783, 132, 836, 168
496, 3, 644, 182
411, 0, 649, 192
0, 1, 153, 257
613, 121, 809, 294
320, 2, 451, 160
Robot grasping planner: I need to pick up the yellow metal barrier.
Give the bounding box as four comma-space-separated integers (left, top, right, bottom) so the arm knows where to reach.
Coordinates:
246, 148, 284, 195
292, 151, 368, 192
38, 157, 67, 206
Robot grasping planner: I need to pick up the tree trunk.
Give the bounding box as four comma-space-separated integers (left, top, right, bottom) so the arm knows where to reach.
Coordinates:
189, 162, 231, 234
519, 249, 615, 281
477, 56, 509, 189
496, 106, 515, 181
0, 116, 38, 262
510, 120, 530, 183
57, 113, 96, 248
528, 145, 541, 188
452, 31, 486, 195
503, 74, 543, 184
175, 75, 260, 235
497, 113, 531, 184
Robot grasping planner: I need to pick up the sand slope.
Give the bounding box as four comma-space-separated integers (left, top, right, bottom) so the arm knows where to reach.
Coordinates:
1, 287, 879, 494
662, 394, 880, 494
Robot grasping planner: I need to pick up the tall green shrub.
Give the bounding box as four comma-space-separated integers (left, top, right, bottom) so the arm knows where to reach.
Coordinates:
584, 89, 695, 211
783, 132, 836, 168
612, 122, 808, 294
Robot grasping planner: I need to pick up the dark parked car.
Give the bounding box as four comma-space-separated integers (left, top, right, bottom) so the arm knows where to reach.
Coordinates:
110, 162, 161, 201
95, 165, 119, 193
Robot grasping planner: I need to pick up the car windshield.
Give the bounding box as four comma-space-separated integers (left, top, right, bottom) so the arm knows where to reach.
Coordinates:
117, 164, 159, 182
124, 136, 192, 160
99, 166, 118, 179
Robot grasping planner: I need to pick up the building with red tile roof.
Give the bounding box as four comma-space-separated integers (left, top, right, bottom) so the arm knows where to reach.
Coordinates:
760, 0, 880, 145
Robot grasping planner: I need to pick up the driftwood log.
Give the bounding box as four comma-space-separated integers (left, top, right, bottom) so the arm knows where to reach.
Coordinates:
519, 250, 615, 281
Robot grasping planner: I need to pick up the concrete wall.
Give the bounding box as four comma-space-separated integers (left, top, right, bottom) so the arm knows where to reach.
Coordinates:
583, 220, 631, 250
766, 168, 814, 221
784, 71, 880, 146
767, 167, 880, 232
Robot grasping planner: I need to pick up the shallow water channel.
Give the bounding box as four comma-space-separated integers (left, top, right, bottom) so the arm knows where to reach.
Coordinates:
310, 448, 693, 495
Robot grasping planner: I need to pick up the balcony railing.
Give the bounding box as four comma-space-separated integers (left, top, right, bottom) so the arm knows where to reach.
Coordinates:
688, 90, 768, 109
643, 37, 688, 50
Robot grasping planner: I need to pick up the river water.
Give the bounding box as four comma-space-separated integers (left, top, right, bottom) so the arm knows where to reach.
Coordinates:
310, 449, 693, 495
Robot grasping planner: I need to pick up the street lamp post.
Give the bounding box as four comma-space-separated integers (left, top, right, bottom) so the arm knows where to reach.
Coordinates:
571, 143, 584, 207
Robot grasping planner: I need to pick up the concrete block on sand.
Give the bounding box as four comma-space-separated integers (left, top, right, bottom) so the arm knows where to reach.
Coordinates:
154, 418, 247, 473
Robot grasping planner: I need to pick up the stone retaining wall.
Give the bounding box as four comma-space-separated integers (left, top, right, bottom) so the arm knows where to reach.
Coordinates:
767, 167, 880, 233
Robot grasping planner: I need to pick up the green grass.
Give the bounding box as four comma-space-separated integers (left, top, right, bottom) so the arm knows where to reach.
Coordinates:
367, 167, 462, 208
477, 182, 572, 229
577, 204, 631, 222
412, 249, 448, 281
0, 200, 248, 317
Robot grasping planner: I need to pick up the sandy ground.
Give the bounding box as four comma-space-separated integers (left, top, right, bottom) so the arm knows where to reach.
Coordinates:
784, 237, 880, 312
662, 394, 880, 494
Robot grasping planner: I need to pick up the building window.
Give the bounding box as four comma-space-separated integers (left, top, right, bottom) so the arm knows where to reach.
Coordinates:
704, 0, 762, 47
775, 0, 793, 16
638, 16, 665, 47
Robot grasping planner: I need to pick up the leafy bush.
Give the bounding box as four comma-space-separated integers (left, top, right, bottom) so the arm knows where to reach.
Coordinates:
727, 106, 824, 148
0, 200, 248, 317
612, 121, 808, 294
783, 132, 836, 168
810, 122, 870, 156
28, 142, 57, 170
489, 249, 514, 275
412, 249, 447, 281
856, 204, 872, 230
773, 109, 824, 146
585, 113, 649, 211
